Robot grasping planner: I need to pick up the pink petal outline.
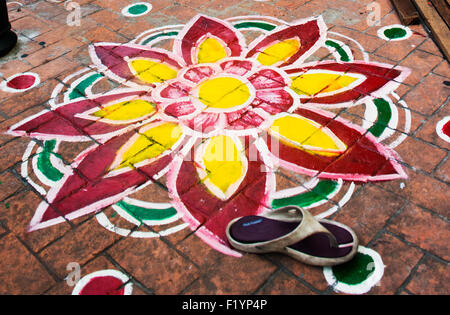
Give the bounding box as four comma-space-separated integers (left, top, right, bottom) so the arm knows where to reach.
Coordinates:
167, 137, 275, 257
89, 43, 185, 87
246, 16, 327, 68
6, 89, 154, 142
284, 60, 411, 108
28, 127, 178, 231
173, 14, 246, 66
263, 107, 407, 182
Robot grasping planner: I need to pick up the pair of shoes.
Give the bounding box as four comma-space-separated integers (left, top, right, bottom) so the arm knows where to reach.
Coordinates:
226, 206, 358, 266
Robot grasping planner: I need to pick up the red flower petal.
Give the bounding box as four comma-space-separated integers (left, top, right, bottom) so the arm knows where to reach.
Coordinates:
89, 43, 183, 86
28, 130, 174, 231
246, 16, 326, 67
183, 65, 215, 83
159, 81, 191, 99
167, 139, 274, 256
248, 68, 287, 90
164, 100, 197, 118
227, 109, 265, 130
285, 61, 410, 107
78, 276, 125, 295
220, 59, 254, 76
182, 112, 221, 133
174, 15, 245, 65
6, 74, 36, 90
6, 91, 152, 141
264, 108, 406, 182
255, 88, 294, 112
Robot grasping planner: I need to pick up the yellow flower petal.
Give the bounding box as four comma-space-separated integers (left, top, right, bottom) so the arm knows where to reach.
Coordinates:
92, 99, 156, 121
269, 114, 346, 157
197, 37, 228, 64
129, 59, 178, 84
291, 72, 360, 96
200, 135, 246, 198
257, 38, 301, 66
116, 122, 183, 169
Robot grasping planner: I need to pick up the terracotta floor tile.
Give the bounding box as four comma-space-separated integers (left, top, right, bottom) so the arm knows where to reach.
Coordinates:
0, 171, 24, 201
27, 1, 68, 20
387, 203, 449, 261
11, 15, 53, 39
39, 218, 121, 278
183, 252, 277, 294
369, 233, 423, 294
267, 253, 331, 291
1, 190, 71, 253
394, 136, 447, 173
334, 184, 405, 245
432, 60, 450, 78
0, 137, 32, 173
418, 39, 444, 58
257, 270, 316, 295
0, 0, 447, 296
434, 157, 449, 183
399, 49, 442, 86
24, 37, 84, 67
415, 105, 450, 151
0, 234, 55, 294
403, 74, 450, 116
7, 5, 31, 22
406, 256, 450, 295
0, 79, 59, 116
108, 236, 199, 294
0, 59, 33, 79
31, 57, 79, 82
376, 170, 449, 217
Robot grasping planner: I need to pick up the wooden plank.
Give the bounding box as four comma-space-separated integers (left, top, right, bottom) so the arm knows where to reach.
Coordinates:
391, 0, 420, 25
413, 0, 450, 60
430, 0, 450, 27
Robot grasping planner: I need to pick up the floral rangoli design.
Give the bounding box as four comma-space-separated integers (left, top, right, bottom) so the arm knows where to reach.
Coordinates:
7, 15, 411, 259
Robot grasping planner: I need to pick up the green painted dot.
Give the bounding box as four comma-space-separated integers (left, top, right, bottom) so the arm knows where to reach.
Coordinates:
332, 253, 375, 285
128, 4, 149, 15
383, 27, 407, 40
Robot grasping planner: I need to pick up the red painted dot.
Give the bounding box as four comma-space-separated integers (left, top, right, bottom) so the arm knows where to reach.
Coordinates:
442, 120, 450, 138
6, 74, 36, 90
78, 276, 125, 295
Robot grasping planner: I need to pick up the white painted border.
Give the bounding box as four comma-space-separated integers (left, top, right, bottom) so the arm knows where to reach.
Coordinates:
95, 210, 189, 238
72, 269, 133, 295
323, 246, 385, 295
377, 24, 412, 41
0, 72, 40, 93
436, 116, 450, 143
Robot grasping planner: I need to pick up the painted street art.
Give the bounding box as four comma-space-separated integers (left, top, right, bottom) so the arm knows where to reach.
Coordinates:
72, 269, 133, 295
323, 246, 384, 294
121, 2, 152, 18
377, 24, 412, 41
6, 14, 414, 294
0, 72, 40, 93
436, 116, 450, 143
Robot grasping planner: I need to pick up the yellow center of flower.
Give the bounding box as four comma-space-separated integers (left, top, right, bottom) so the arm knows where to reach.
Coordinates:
198, 77, 250, 109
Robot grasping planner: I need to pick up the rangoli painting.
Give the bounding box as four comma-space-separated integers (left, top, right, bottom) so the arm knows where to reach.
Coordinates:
6, 14, 413, 293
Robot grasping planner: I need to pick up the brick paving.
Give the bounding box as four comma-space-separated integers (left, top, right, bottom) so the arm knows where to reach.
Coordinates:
0, 0, 448, 295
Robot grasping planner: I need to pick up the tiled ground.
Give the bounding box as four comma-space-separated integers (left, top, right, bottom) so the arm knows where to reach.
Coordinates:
0, 0, 448, 295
